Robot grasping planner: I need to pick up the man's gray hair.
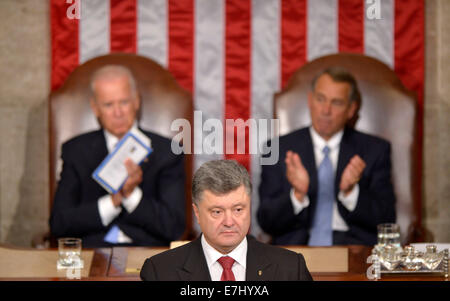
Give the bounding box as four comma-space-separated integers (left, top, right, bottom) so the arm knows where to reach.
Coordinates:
90, 65, 138, 99
192, 160, 252, 205
311, 66, 361, 104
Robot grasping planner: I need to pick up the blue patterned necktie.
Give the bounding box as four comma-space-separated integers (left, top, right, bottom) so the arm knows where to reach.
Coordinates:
308, 146, 334, 246
104, 225, 120, 244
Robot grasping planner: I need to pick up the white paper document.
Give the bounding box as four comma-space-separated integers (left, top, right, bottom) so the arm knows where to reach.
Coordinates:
92, 128, 152, 194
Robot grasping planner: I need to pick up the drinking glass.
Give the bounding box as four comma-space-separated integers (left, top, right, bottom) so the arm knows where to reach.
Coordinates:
377, 223, 401, 249
58, 238, 82, 267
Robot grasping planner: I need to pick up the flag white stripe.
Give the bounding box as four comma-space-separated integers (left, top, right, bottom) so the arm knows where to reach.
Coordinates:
250, 0, 280, 236
364, 0, 394, 68
79, 0, 109, 64
194, 0, 225, 171
307, 0, 338, 61
137, 0, 168, 67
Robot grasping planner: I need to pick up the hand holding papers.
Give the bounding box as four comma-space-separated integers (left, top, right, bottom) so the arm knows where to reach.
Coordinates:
92, 128, 152, 194
120, 159, 143, 198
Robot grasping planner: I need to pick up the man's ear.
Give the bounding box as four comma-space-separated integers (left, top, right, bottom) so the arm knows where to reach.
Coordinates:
192, 203, 200, 223
347, 100, 358, 120
90, 98, 99, 118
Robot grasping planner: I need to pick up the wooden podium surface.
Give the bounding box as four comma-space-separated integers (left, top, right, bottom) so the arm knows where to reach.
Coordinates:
0, 244, 446, 281
0, 244, 111, 281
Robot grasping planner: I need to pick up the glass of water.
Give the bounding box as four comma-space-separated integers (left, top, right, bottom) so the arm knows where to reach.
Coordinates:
377, 223, 401, 249
58, 238, 82, 267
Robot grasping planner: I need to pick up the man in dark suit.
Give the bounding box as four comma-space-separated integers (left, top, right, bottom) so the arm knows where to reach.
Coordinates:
140, 160, 312, 281
49, 65, 185, 247
257, 67, 396, 246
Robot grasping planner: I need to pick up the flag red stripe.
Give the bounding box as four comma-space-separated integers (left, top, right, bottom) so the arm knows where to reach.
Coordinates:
338, 0, 364, 53
110, 0, 137, 53
50, 0, 79, 91
224, 0, 252, 172
394, 0, 425, 224
168, 0, 195, 93
394, 0, 425, 103
281, 0, 307, 88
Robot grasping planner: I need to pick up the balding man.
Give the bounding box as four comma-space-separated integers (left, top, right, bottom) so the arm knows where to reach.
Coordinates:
50, 65, 185, 247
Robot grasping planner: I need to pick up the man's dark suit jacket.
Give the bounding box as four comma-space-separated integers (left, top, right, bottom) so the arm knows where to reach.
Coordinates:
49, 128, 185, 248
257, 126, 396, 246
140, 235, 312, 281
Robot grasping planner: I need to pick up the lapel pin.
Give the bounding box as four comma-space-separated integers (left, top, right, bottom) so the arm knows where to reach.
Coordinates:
258, 270, 262, 276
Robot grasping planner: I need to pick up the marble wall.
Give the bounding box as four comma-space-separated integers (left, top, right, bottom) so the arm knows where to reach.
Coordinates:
0, 0, 50, 245
0, 0, 448, 246
423, 0, 450, 242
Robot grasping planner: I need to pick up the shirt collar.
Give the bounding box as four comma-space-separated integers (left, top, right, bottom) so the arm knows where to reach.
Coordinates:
103, 122, 138, 153
309, 126, 343, 152
201, 234, 247, 269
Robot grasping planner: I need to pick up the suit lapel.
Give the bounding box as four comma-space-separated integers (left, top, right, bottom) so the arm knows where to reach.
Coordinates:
299, 129, 318, 201
335, 128, 356, 194
293, 129, 318, 224
177, 237, 211, 281
245, 236, 276, 281
86, 130, 110, 195
89, 130, 109, 170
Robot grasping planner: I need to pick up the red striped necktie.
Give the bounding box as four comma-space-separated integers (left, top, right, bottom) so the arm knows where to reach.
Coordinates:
217, 256, 236, 281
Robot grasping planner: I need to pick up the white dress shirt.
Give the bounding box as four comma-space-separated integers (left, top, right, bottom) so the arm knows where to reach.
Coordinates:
97, 123, 143, 243
290, 126, 359, 232
201, 235, 247, 281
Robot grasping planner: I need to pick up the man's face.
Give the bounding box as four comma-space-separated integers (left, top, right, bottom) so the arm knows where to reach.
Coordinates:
90, 75, 140, 138
308, 74, 357, 140
193, 185, 251, 254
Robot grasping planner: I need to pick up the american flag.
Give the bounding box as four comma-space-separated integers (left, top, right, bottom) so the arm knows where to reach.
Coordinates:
51, 0, 424, 236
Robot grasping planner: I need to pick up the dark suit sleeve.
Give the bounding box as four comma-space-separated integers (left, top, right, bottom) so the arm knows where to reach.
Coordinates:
122, 151, 186, 242
50, 144, 105, 238
297, 253, 313, 281
337, 141, 396, 231
257, 151, 308, 237
140, 258, 157, 281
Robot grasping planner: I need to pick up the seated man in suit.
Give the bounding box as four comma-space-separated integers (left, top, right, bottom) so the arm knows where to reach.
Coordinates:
49, 65, 185, 247
258, 67, 396, 246
140, 159, 312, 281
